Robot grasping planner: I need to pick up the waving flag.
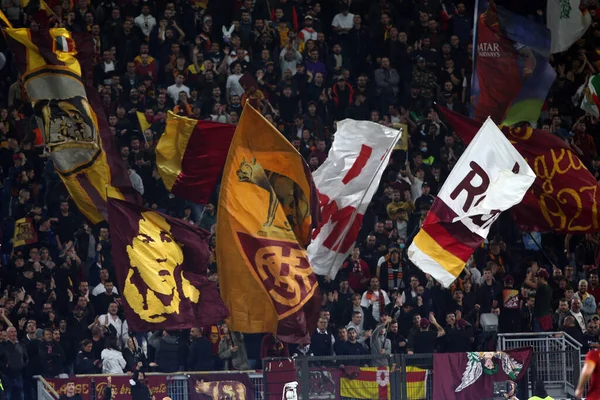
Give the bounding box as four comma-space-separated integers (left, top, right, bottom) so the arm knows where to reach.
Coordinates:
156, 112, 235, 204
547, 0, 591, 54
307, 120, 401, 279
108, 198, 228, 331
217, 104, 321, 344
441, 106, 600, 233
472, 0, 555, 125
4, 27, 136, 223
408, 118, 535, 286
434, 349, 532, 400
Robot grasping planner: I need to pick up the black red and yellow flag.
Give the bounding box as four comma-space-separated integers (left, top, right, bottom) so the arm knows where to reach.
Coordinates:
108, 198, 229, 331
4, 27, 137, 223
217, 103, 321, 344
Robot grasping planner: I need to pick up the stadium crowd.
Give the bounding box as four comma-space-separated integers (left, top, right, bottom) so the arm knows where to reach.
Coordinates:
0, 0, 596, 398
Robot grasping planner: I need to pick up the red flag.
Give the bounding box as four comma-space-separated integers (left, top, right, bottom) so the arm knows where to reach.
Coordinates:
108, 198, 229, 331
440, 106, 600, 233
434, 348, 532, 400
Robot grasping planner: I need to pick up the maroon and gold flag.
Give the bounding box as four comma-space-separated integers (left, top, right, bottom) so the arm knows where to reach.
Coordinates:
156, 112, 235, 205
108, 198, 229, 331
5, 28, 137, 224
434, 348, 532, 400
217, 104, 321, 344
440, 106, 600, 233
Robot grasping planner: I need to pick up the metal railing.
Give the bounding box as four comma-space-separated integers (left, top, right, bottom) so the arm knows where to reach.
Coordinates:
265, 354, 436, 400
36, 371, 265, 400
497, 331, 582, 397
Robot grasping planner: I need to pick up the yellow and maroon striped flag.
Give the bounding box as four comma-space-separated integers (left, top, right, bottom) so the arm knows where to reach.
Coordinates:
5, 27, 138, 223
407, 119, 535, 286
156, 112, 235, 205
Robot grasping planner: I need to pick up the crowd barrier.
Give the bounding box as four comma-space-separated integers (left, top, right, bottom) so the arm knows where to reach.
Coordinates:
36, 339, 582, 400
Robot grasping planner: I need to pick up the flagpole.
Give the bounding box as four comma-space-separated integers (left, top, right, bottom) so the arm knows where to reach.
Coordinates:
325, 126, 404, 278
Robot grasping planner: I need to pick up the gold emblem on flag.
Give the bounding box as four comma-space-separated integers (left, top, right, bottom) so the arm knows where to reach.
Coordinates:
14, 220, 35, 242
236, 157, 309, 241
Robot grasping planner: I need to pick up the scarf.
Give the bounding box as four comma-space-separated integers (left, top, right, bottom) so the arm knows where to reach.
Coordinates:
365, 289, 386, 313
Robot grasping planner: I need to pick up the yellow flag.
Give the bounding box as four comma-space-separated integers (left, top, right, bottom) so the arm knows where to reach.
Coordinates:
216, 104, 320, 343
392, 123, 409, 151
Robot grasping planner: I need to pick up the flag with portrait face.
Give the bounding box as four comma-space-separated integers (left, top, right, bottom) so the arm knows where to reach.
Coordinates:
108, 198, 229, 331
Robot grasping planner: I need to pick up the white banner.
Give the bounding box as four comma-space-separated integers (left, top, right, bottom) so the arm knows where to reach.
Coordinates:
307, 120, 401, 278
547, 0, 591, 54
408, 118, 535, 286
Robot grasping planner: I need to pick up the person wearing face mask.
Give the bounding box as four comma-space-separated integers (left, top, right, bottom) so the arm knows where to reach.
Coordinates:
416, 138, 435, 166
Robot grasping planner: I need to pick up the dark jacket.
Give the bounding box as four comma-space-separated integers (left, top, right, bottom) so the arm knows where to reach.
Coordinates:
187, 337, 215, 371
130, 371, 152, 400
149, 332, 182, 373
0, 339, 28, 376
75, 350, 101, 375
38, 340, 65, 377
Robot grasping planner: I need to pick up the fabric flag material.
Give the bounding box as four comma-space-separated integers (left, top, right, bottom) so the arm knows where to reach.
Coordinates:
308, 120, 401, 278
13, 218, 38, 248
472, 0, 555, 125
547, 0, 591, 54
392, 123, 409, 151
581, 75, 600, 117
440, 106, 600, 233
408, 118, 535, 286
216, 103, 321, 344
156, 111, 235, 205
20, 0, 55, 27
339, 366, 427, 400
136, 111, 152, 134
434, 348, 532, 400
5, 28, 136, 223
108, 198, 228, 331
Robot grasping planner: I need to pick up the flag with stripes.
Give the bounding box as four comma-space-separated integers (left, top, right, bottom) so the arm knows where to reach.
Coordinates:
340, 366, 427, 400
5, 27, 137, 223
408, 118, 535, 286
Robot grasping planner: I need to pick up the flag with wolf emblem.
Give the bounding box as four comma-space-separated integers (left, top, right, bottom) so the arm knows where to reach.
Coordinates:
108, 198, 229, 331
5, 27, 136, 224
217, 103, 321, 344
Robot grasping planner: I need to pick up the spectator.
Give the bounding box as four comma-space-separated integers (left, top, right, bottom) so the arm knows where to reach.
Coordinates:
122, 337, 147, 372
311, 318, 334, 356
187, 327, 215, 371
57, 381, 83, 400
149, 330, 183, 373
101, 336, 126, 374
370, 317, 392, 366
1, 326, 27, 400
218, 325, 249, 371
38, 329, 65, 378
575, 279, 597, 319
98, 302, 129, 348
75, 339, 101, 374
